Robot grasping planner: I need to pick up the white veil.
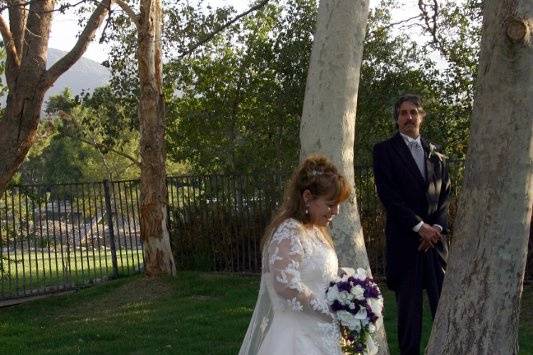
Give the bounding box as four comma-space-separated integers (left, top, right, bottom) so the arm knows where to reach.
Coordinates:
238, 250, 274, 354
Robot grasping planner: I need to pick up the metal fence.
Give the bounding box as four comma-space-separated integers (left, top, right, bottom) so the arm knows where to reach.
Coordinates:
167, 174, 285, 273
0, 180, 143, 301
165, 168, 395, 275
0, 163, 465, 301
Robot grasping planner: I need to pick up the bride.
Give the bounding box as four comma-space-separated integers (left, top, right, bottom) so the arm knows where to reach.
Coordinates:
239, 154, 352, 355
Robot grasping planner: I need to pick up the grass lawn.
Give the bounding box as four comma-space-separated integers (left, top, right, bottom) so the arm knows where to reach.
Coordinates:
1, 249, 143, 298
0, 272, 531, 354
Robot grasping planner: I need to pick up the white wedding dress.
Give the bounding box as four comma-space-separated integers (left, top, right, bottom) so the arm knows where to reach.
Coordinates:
239, 218, 342, 355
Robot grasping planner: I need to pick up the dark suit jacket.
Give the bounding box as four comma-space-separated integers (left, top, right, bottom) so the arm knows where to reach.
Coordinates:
373, 133, 451, 290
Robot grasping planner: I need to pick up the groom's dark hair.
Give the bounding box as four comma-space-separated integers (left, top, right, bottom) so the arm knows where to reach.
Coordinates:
393, 94, 425, 127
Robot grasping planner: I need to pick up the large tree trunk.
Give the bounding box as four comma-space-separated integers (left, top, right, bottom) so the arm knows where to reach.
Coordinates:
0, 0, 111, 193
0, 0, 52, 190
426, 2, 533, 354
138, 0, 176, 276
299, 0, 388, 353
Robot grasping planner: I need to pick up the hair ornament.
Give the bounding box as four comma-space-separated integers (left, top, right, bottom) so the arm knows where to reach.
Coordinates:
310, 169, 324, 177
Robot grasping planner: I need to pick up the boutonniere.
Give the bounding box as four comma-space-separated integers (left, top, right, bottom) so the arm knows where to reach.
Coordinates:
428, 143, 447, 162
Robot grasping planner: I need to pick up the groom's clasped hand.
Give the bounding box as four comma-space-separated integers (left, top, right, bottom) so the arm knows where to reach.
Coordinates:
417, 223, 443, 252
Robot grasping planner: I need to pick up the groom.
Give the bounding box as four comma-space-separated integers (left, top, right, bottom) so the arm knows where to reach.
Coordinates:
372, 94, 451, 355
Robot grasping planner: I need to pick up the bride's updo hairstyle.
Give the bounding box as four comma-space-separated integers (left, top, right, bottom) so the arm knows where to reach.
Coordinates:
261, 154, 352, 249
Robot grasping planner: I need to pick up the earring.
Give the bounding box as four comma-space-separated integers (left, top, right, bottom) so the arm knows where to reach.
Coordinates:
305, 205, 309, 215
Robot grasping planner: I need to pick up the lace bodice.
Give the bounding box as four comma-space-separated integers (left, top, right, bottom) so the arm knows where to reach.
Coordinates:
239, 218, 342, 355
265, 218, 339, 321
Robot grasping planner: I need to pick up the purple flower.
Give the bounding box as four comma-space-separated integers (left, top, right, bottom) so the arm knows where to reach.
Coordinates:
366, 305, 378, 323
331, 300, 343, 312
337, 281, 352, 293
347, 303, 361, 315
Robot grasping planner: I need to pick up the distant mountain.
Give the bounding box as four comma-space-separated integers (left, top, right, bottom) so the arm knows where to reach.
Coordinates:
45, 48, 111, 102
0, 48, 111, 108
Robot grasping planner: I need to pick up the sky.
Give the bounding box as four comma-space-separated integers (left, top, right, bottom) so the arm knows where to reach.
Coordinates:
50, 0, 254, 62
49, 0, 416, 63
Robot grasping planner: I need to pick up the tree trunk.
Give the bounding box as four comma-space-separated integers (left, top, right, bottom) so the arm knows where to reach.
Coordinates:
299, 0, 389, 353
0, 0, 53, 191
426, 2, 533, 354
138, 0, 176, 276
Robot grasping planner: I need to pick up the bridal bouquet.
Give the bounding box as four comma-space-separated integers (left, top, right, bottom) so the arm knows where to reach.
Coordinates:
325, 268, 383, 355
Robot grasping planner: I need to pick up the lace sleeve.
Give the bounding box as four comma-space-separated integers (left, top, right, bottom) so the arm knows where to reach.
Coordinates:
268, 220, 333, 322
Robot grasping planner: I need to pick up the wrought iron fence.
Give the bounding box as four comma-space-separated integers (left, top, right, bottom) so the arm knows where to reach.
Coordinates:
167, 174, 285, 273
0, 180, 143, 301
0, 162, 465, 301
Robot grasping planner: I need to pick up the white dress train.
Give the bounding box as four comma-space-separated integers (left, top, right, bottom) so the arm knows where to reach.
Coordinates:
239, 218, 342, 355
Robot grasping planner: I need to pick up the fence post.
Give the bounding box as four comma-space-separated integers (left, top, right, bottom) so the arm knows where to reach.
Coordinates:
103, 180, 119, 278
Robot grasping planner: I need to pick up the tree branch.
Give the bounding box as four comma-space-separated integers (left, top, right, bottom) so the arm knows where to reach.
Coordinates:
114, 0, 139, 29
0, 0, 96, 14
8, 0, 28, 56
43, 0, 112, 87
0, 15, 20, 89
418, 0, 449, 57
178, 0, 270, 59
78, 136, 141, 167
380, 14, 424, 30
57, 111, 141, 167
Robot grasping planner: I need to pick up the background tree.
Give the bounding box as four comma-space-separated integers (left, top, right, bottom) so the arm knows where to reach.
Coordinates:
0, 0, 113, 192
165, 0, 314, 175
426, 0, 532, 353
19, 88, 141, 185
91, 0, 270, 276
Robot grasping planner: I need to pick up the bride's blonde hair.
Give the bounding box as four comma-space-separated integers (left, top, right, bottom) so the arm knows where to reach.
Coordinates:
261, 154, 352, 249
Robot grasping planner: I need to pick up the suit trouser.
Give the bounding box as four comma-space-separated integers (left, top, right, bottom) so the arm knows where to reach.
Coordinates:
395, 252, 445, 355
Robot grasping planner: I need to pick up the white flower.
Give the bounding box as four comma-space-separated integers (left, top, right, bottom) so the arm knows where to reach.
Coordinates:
428, 143, 447, 162
350, 285, 365, 301
354, 268, 368, 280
336, 310, 361, 332
338, 290, 353, 305
326, 285, 340, 304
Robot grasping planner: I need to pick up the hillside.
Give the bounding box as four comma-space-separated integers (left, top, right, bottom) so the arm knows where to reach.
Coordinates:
45, 48, 111, 102
0, 48, 111, 108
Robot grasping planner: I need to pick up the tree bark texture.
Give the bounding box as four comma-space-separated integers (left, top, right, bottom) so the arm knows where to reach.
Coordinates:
426, 1, 533, 354
299, 1, 389, 353
138, 0, 176, 276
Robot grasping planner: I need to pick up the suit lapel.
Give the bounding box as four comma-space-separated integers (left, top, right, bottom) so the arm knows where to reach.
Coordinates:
391, 133, 426, 188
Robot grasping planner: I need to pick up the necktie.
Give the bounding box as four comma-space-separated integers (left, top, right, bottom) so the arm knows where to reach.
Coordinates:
409, 141, 426, 179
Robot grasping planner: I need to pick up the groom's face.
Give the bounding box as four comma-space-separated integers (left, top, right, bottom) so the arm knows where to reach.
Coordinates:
397, 101, 425, 139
